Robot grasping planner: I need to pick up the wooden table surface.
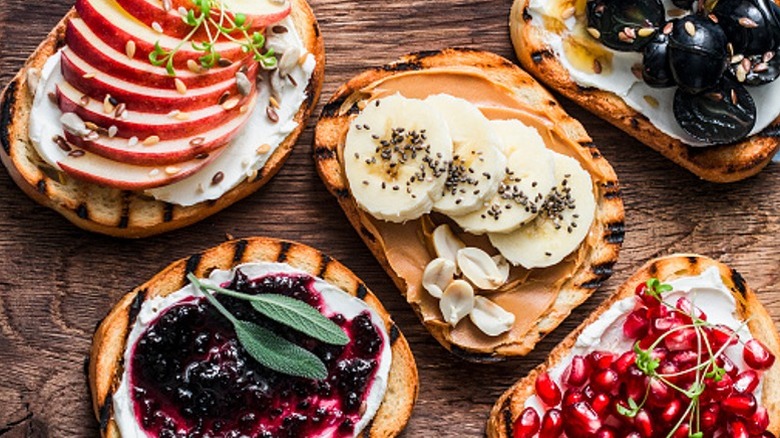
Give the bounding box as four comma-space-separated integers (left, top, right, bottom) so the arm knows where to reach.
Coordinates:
1, 1, 779, 436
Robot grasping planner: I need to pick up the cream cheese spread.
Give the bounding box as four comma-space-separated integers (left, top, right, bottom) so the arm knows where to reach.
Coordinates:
524, 266, 761, 412
527, 0, 780, 148
28, 16, 314, 206
112, 262, 392, 438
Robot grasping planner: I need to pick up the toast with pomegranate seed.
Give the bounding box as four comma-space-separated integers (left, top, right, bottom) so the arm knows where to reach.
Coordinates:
510, 0, 780, 183
314, 48, 624, 362
487, 254, 780, 437
0, 0, 324, 238
90, 237, 418, 437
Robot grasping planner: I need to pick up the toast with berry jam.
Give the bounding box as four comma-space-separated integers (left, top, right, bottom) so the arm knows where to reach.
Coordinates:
488, 254, 780, 437
90, 237, 418, 437
511, 0, 780, 183
0, 0, 324, 238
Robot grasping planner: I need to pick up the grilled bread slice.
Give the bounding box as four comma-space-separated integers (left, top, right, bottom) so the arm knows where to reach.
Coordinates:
488, 254, 780, 437
89, 237, 418, 437
0, 0, 324, 238
313, 48, 625, 362
510, 0, 780, 183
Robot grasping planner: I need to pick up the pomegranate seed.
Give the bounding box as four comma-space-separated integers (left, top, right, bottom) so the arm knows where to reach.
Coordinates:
701, 403, 721, 431
671, 350, 698, 368
593, 426, 617, 438
625, 366, 648, 401
651, 347, 669, 362
702, 372, 733, 403
728, 419, 750, 438
563, 388, 584, 406
722, 393, 757, 418
634, 409, 653, 438
664, 327, 697, 351
591, 369, 619, 394
657, 360, 681, 384
744, 339, 776, 370
513, 407, 540, 438
709, 324, 738, 350
647, 303, 669, 320
676, 297, 706, 321
562, 401, 602, 436
563, 355, 592, 387
647, 378, 672, 406
733, 370, 759, 393
748, 406, 770, 435
671, 423, 690, 438
587, 351, 615, 370
582, 384, 596, 401
623, 308, 649, 340
717, 354, 738, 377
623, 432, 642, 438
591, 393, 611, 418
535, 372, 562, 407
660, 398, 682, 423
539, 408, 563, 438
652, 316, 679, 332
613, 351, 636, 375
634, 284, 661, 308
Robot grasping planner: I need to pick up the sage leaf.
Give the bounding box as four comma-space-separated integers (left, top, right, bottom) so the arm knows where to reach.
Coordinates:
250, 294, 350, 346
234, 320, 328, 380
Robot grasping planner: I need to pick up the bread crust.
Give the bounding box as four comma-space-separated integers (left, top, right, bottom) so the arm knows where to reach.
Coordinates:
487, 254, 780, 437
89, 237, 418, 437
313, 48, 625, 361
509, 0, 780, 183
0, 0, 324, 238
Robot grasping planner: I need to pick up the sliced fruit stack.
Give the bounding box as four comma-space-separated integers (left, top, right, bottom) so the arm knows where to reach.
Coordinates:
586, 0, 780, 144
53, 0, 290, 189
343, 93, 597, 336
513, 280, 777, 438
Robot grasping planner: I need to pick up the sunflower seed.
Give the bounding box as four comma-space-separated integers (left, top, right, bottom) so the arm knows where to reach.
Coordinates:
685, 21, 696, 36
125, 40, 136, 59
278, 46, 302, 77
739, 17, 758, 28
222, 97, 240, 110
235, 71, 252, 96
174, 78, 187, 95
142, 135, 160, 146
108, 125, 118, 138
152, 21, 163, 33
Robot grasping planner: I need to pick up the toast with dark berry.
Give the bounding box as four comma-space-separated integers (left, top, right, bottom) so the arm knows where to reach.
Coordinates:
90, 237, 418, 437
511, 0, 780, 182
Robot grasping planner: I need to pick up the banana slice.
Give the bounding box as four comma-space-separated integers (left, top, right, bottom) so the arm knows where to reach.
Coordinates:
424, 94, 506, 216
451, 120, 556, 234
344, 94, 453, 223
488, 153, 596, 269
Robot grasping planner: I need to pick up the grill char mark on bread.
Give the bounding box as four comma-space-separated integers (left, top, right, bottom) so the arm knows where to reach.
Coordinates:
313, 48, 625, 361
89, 237, 419, 437
510, 0, 780, 182
0, 0, 325, 238
486, 254, 780, 437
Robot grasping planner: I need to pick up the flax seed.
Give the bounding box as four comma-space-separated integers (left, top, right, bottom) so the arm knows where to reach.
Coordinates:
211, 171, 224, 185
266, 106, 279, 123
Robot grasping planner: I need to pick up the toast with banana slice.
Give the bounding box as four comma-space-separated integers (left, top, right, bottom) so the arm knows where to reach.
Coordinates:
510, 0, 780, 183
488, 254, 780, 437
90, 237, 418, 437
0, 0, 324, 238
314, 48, 625, 362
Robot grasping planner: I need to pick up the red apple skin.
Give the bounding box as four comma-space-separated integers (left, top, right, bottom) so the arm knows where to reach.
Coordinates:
75, 0, 247, 70
63, 100, 253, 165
58, 149, 220, 190
61, 49, 257, 114
57, 83, 255, 141
115, 0, 290, 38
65, 19, 250, 89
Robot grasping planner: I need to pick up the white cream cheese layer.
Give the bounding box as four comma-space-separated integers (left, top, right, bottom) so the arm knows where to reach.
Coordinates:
524, 266, 761, 412
527, 0, 780, 148
113, 262, 392, 438
28, 16, 314, 206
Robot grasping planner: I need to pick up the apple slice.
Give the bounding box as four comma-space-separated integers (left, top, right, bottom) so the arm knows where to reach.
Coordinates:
116, 0, 291, 38
64, 95, 256, 165
61, 48, 257, 113
58, 147, 221, 190
75, 0, 246, 69
57, 81, 255, 141
66, 18, 250, 89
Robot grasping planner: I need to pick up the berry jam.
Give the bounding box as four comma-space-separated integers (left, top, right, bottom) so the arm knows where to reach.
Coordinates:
129, 270, 386, 437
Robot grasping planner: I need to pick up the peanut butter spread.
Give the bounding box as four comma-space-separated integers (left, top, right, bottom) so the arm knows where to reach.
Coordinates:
339, 68, 610, 354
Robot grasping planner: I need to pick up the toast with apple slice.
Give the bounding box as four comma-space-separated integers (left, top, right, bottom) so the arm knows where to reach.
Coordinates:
90, 237, 418, 437
0, 0, 324, 238
488, 254, 780, 437
314, 48, 624, 362
510, 0, 780, 183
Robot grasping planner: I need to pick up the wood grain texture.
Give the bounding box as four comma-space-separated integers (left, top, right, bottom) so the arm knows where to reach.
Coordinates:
0, 1, 778, 437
